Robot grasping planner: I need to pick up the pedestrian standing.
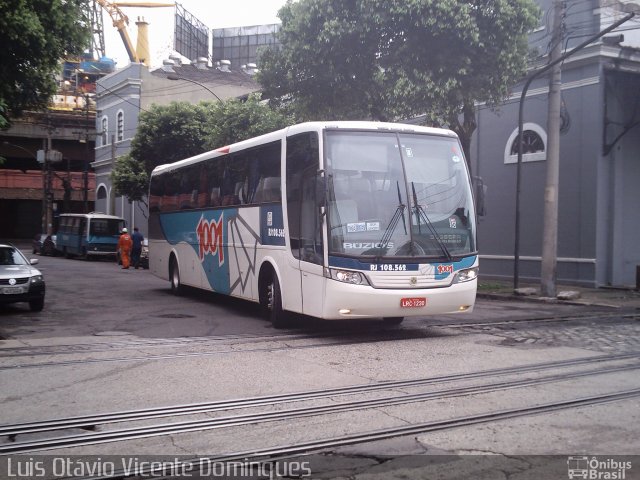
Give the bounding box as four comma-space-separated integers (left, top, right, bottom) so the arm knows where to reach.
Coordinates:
118, 227, 133, 269
131, 227, 144, 269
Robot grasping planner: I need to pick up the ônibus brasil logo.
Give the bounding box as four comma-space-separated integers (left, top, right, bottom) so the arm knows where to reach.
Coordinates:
196, 214, 224, 265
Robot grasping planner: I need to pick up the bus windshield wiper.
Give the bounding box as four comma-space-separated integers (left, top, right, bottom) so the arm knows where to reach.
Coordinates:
411, 182, 452, 262
365, 181, 407, 260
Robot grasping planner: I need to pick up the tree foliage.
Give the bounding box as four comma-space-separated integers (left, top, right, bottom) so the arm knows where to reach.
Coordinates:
112, 95, 291, 202
0, 0, 90, 126
258, 0, 539, 165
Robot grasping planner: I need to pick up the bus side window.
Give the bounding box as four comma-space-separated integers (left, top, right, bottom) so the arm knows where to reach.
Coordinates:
221, 154, 247, 206
207, 158, 223, 207
169, 172, 181, 212
149, 174, 164, 213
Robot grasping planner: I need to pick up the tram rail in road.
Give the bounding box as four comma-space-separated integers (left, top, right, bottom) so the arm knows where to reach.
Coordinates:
1, 351, 638, 454
31, 388, 640, 480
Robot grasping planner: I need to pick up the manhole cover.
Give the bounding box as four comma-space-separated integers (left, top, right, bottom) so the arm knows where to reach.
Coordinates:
157, 314, 195, 319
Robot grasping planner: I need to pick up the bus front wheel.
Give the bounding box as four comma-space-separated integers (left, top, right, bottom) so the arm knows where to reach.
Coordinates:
261, 273, 289, 329
170, 257, 182, 295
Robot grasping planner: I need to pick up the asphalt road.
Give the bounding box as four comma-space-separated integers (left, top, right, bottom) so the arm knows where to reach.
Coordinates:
1, 252, 639, 479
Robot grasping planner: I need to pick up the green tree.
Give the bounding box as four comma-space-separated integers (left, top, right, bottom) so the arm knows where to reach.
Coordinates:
0, 0, 90, 126
204, 94, 295, 150
258, 0, 539, 167
112, 95, 291, 203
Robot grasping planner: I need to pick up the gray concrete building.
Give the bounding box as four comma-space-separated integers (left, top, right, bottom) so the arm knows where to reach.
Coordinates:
93, 58, 259, 237
471, 0, 640, 287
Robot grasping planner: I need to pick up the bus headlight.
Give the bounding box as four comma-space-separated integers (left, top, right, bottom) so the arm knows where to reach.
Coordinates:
329, 269, 368, 285
453, 267, 478, 284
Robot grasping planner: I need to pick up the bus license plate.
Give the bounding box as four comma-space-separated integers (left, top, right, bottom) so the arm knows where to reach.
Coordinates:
2, 286, 25, 295
401, 297, 426, 308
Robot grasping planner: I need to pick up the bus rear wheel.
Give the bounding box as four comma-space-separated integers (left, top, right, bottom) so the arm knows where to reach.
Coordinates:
261, 274, 290, 329
170, 257, 182, 295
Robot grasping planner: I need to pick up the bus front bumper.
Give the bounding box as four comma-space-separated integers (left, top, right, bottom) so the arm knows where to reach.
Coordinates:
321, 279, 477, 320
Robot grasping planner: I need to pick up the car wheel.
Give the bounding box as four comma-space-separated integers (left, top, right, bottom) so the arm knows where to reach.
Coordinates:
261, 273, 290, 329
170, 257, 182, 295
383, 317, 404, 326
29, 298, 44, 312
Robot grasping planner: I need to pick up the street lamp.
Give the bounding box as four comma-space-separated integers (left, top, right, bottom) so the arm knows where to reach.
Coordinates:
166, 74, 223, 103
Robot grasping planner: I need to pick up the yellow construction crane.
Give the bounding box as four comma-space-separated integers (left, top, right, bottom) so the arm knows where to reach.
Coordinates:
95, 0, 175, 65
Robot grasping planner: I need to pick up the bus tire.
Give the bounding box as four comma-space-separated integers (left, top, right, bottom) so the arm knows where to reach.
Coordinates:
261, 273, 289, 329
170, 257, 182, 295
383, 317, 404, 326
64, 248, 71, 259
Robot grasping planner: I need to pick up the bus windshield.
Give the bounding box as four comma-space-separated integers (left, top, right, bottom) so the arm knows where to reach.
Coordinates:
89, 219, 124, 237
325, 131, 476, 260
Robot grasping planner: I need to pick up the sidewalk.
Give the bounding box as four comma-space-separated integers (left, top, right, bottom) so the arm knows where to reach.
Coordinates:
478, 279, 640, 310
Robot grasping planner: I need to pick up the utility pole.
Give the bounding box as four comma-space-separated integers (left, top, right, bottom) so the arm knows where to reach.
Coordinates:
110, 134, 116, 215
83, 94, 90, 213
41, 138, 47, 234
540, 0, 564, 298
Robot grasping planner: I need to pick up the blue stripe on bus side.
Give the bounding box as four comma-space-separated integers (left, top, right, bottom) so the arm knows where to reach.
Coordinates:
159, 205, 285, 295
160, 210, 235, 294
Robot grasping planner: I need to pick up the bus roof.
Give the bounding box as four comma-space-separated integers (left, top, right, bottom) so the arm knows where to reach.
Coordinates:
151, 121, 458, 176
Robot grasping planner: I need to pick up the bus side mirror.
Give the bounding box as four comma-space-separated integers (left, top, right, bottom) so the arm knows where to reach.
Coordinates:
315, 173, 326, 208
472, 176, 487, 217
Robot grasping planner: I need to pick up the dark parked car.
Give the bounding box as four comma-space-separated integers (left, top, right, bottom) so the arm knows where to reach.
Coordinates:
32, 233, 58, 256
0, 243, 45, 311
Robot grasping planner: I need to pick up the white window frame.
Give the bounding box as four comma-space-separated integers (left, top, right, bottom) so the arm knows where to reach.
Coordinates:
101, 116, 109, 147
116, 109, 124, 142
504, 123, 547, 164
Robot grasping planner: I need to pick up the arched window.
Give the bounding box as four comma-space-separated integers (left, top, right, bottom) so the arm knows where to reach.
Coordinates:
504, 123, 547, 164
101, 116, 108, 146
116, 110, 124, 142
96, 184, 108, 214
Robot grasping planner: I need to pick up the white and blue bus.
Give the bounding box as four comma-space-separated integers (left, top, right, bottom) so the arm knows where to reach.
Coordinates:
56, 212, 126, 259
149, 121, 478, 327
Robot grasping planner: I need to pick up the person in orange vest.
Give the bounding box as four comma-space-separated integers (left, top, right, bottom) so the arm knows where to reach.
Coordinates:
118, 227, 133, 269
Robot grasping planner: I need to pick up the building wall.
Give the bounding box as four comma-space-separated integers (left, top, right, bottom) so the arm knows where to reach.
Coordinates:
602, 69, 640, 286
94, 64, 144, 233
94, 62, 260, 237
472, 61, 603, 286
212, 24, 280, 67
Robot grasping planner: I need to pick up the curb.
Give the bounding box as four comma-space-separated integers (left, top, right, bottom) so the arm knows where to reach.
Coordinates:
476, 292, 622, 309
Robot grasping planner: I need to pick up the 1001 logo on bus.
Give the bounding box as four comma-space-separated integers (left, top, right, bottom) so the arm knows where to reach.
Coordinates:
437, 264, 454, 274
196, 214, 224, 265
